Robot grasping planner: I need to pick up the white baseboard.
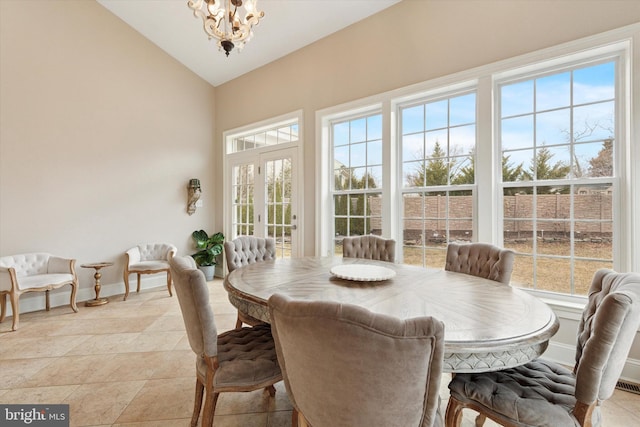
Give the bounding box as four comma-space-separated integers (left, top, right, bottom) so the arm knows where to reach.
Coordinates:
2, 276, 170, 317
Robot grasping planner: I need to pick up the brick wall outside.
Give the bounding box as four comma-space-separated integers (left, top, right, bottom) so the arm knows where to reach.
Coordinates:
369, 193, 612, 243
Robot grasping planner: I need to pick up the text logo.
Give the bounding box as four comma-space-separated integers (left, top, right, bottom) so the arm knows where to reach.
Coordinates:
1, 405, 69, 426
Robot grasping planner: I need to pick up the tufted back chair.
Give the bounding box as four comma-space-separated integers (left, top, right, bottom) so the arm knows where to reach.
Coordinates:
123, 243, 177, 300
224, 236, 276, 272
0, 253, 79, 330
446, 269, 640, 427
136, 243, 176, 262
573, 269, 640, 406
445, 242, 514, 285
342, 235, 396, 262
269, 293, 445, 427
169, 255, 282, 427
0, 253, 51, 276
224, 236, 276, 328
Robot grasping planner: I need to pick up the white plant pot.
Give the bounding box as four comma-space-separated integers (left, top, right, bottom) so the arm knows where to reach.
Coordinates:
198, 265, 215, 281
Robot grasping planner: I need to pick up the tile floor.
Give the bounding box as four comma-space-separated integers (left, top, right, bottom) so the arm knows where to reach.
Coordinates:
1, 279, 640, 426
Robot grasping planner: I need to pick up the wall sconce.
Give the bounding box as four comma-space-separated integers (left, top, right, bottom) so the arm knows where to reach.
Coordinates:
187, 178, 201, 215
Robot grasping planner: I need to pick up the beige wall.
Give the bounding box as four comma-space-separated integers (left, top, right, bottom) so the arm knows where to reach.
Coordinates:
214, 0, 640, 255
0, 0, 216, 309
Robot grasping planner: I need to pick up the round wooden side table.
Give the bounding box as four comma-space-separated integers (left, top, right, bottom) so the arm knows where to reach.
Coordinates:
81, 262, 114, 307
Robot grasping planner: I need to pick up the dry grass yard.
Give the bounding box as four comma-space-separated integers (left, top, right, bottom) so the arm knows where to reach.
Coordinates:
399, 240, 612, 296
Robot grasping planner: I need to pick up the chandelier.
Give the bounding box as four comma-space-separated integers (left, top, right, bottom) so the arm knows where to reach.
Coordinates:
187, 0, 264, 57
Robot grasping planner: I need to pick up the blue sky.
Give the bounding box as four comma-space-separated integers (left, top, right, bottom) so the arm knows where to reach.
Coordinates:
333, 60, 616, 187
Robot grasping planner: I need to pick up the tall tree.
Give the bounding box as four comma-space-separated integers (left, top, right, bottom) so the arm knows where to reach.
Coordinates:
406, 141, 452, 188
451, 152, 474, 186
588, 138, 614, 177
502, 154, 526, 195
334, 167, 378, 236
522, 146, 570, 194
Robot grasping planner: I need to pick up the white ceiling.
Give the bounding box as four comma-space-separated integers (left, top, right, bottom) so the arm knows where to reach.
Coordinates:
96, 0, 401, 87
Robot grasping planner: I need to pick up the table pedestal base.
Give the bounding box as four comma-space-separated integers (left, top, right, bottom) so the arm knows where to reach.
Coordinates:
85, 297, 109, 307
81, 262, 114, 308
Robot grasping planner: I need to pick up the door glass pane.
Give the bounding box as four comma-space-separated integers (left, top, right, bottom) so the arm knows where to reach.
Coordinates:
231, 164, 254, 238
265, 157, 293, 258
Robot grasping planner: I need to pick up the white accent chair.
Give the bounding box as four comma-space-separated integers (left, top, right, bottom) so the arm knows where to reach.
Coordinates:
0, 253, 79, 331
123, 243, 176, 300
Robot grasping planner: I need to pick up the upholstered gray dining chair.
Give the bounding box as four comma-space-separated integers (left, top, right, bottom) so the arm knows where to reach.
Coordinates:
445, 242, 515, 284
169, 256, 282, 427
224, 235, 276, 327
446, 269, 640, 427
123, 242, 176, 300
342, 235, 396, 262
268, 293, 445, 427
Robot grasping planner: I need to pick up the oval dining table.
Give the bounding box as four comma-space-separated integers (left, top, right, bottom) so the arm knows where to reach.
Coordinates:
223, 256, 559, 373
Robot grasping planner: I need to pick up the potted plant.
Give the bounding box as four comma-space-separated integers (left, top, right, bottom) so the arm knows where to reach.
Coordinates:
191, 230, 224, 280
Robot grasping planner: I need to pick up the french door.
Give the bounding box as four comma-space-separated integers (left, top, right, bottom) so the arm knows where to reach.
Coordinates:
227, 147, 300, 258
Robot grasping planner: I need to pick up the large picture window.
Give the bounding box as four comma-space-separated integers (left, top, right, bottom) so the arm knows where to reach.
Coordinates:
499, 60, 616, 295
400, 91, 476, 268
331, 113, 383, 255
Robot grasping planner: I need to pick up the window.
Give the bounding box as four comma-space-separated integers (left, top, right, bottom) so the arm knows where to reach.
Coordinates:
331, 113, 383, 255
499, 60, 616, 295
229, 121, 298, 153
318, 30, 634, 299
400, 91, 477, 268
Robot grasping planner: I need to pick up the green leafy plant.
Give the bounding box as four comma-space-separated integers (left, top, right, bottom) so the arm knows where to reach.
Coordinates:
191, 230, 224, 267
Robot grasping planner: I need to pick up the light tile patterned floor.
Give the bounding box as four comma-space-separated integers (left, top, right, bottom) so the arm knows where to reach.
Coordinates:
1, 279, 640, 426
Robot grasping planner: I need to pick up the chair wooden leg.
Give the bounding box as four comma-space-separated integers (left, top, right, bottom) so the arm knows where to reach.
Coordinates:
46, 289, 50, 311
445, 396, 464, 427
9, 290, 19, 331
123, 271, 130, 301
166, 271, 173, 297
292, 408, 299, 427
136, 273, 142, 293
201, 391, 219, 427
191, 379, 204, 427
0, 293, 6, 322
265, 385, 276, 397
235, 314, 243, 329
69, 281, 79, 313
475, 414, 487, 427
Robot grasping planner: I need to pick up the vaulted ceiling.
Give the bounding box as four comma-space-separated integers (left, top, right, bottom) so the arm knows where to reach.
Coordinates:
97, 0, 401, 87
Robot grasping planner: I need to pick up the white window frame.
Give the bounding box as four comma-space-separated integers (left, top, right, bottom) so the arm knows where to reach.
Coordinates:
396, 86, 478, 267
317, 24, 639, 304
494, 52, 624, 297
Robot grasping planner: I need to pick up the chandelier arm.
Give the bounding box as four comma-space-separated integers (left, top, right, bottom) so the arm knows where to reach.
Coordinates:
187, 0, 264, 56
